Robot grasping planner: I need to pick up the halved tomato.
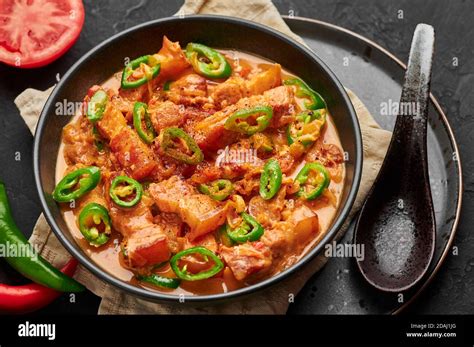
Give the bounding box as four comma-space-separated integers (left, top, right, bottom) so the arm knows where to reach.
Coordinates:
0, 0, 85, 68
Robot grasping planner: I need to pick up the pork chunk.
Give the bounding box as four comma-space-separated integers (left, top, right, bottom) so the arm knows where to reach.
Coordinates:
126, 226, 170, 268
248, 188, 286, 228
108, 196, 171, 268
154, 36, 190, 80
211, 77, 248, 109
246, 64, 282, 95
148, 100, 186, 133
210, 64, 282, 109
262, 205, 319, 258
192, 104, 240, 153
263, 85, 295, 127
220, 242, 272, 281
166, 74, 210, 106
109, 127, 157, 180
96, 103, 128, 140
148, 176, 227, 240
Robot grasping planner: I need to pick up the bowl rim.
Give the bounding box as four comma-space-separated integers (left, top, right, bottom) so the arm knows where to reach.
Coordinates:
33, 14, 362, 302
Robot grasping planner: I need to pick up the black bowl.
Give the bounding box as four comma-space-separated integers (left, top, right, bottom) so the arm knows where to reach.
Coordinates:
34, 15, 362, 302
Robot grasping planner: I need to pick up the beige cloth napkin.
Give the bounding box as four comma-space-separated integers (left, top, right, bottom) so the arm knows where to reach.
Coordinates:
13, 0, 392, 314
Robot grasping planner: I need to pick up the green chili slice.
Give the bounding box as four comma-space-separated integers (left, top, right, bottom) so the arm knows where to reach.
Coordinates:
121, 55, 161, 89
287, 109, 326, 146
87, 90, 108, 122
121, 244, 128, 258
198, 179, 234, 201
109, 175, 143, 207
170, 246, 224, 281
185, 43, 231, 79
224, 106, 273, 135
160, 127, 204, 165
226, 213, 264, 244
53, 166, 101, 203
78, 203, 111, 247
295, 162, 330, 200
92, 126, 105, 152
259, 159, 282, 200
283, 78, 326, 110
133, 102, 156, 144
163, 80, 172, 91
137, 273, 181, 289
217, 225, 235, 247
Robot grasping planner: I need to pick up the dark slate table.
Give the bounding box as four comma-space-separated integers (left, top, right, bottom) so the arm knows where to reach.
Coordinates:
0, 0, 472, 314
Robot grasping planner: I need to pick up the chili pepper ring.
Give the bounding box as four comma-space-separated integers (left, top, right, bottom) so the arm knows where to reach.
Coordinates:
53, 166, 101, 203
224, 105, 273, 135
109, 175, 143, 207
226, 212, 264, 244
198, 179, 234, 201
295, 162, 330, 200
133, 102, 156, 144
78, 203, 111, 247
87, 90, 108, 122
284, 78, 326, 110
121, 55, 161, 89
186, 43, 231, 79
260, 159, 282, 200
159, 127, 204, 165
170, 246, 224, 281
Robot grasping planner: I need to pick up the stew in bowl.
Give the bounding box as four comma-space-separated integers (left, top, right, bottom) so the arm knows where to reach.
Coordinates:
53, 36, 345, 295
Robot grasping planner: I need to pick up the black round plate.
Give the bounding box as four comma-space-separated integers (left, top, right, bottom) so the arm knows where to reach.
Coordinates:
285, 17, 462, 314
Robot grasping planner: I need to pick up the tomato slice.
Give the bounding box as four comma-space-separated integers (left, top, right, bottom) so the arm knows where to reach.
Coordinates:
0, 0, 85, 68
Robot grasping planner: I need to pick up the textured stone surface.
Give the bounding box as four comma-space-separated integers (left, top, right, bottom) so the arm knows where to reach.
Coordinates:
0, 0, 471, 314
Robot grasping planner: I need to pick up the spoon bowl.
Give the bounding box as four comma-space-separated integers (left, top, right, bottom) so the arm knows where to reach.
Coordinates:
354, 24, 436, 292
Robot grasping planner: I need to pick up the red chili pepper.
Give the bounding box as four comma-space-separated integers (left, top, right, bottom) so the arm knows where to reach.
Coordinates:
0, 258, 79, 314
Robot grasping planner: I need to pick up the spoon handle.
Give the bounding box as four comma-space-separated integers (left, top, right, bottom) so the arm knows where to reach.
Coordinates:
392, 24, 435, 148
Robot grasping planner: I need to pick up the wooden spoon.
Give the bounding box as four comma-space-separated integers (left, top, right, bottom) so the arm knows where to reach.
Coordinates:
353, 24, 436, 292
